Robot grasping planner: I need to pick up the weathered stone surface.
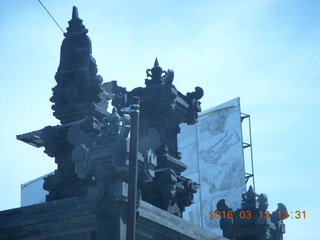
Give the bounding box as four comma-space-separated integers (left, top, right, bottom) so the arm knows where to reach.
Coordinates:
51, 6, 110, 124
137, 201, 227, 240
0, 197, 97, 240
31, 8, 202, 216
108, 59, 203, 216
0, 198, 228, 240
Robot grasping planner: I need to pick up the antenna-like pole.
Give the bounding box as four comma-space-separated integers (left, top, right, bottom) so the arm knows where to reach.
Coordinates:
126, 96, 140, 240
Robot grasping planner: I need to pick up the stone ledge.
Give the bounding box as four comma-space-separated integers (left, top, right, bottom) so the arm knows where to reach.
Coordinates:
137, 200, 227, 240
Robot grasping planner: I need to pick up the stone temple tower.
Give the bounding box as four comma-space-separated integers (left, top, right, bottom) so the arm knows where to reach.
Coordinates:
0, 6, 226, 240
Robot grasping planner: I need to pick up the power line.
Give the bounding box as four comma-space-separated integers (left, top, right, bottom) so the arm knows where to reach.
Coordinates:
37, 1, 98, 74
37, 0, 65, 34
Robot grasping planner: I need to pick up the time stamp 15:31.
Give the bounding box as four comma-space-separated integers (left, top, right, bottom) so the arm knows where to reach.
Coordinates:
209, 211, 306, 220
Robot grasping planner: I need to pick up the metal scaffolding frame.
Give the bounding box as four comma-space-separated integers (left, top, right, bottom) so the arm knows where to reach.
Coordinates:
241, 113, 256, 191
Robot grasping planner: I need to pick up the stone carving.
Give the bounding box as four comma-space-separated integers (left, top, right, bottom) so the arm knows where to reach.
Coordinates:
241, 185, 258, 208
103, 58, 203, 216
145, 58, 168, 85
142, 149, 157, 182
41, 7, 110, 201
19, 6, 201, 218
41, 126, 64, 158
258, 193, 269, 211
186, 86, 204, 124
50, 6, 109, 124
217, 186, 287, 240
72, 144, 90, 179
102, 108, 121, 136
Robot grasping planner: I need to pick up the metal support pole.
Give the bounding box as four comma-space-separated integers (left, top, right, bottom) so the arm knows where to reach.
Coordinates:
248, 115, 256, 191
126, 96, 140, 240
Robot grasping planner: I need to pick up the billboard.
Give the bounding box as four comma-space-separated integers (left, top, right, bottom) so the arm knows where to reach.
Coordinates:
21, 172, 53, 207
178, 97, 246, 235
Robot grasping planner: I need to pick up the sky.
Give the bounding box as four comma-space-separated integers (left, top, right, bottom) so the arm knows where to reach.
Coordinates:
0, 0, 319, 239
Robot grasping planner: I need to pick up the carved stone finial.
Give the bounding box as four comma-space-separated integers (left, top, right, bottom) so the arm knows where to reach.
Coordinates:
246, 185, 257, 200
145, 58, 167, 85
101, 108, 121, 136
187, 87, 204, 101
72, 6, 79, 19
258, 193, 269, 211
65, 6, 88, 37
241, 185, 258, 208
186, 86, 203, 124
154, 57, 159, 67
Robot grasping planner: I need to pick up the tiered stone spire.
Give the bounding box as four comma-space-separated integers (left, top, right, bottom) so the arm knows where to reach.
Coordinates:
39, 7, 204, 217
50, 6, 107, 124
65, 6, 88, 36
43, 7, 110, 201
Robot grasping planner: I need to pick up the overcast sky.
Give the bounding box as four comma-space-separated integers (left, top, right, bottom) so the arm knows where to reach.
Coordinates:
1, 0, 319, 239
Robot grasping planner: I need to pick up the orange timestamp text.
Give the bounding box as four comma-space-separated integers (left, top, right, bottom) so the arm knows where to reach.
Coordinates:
209, 210, 306, 220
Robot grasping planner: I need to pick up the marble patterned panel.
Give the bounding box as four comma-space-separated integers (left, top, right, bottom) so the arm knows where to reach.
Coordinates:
178, 123, 197, 149
198, 127, 244, 171
178, 98, 246, 233
199, 159, 246, 199
197, 106, 241, 143
201, 196, 221, 230
180, 143, 199, 176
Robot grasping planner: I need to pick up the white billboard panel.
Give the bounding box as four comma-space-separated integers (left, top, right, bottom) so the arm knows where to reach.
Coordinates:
20, 173, 52, 207
178, 97, 246, 234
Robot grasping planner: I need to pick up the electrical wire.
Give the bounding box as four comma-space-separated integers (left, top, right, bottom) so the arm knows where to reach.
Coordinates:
37, 0, 65, 34
36, 0, 99, 74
